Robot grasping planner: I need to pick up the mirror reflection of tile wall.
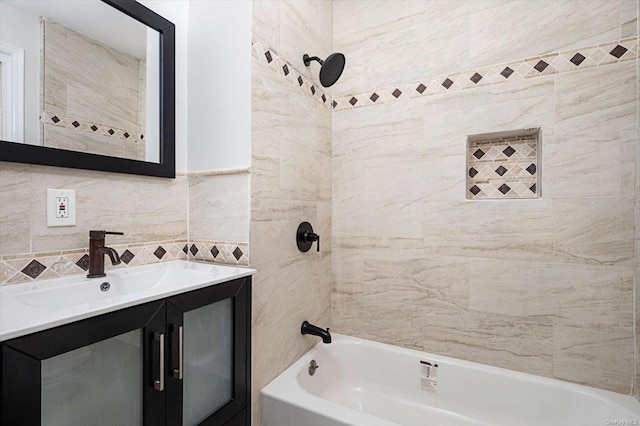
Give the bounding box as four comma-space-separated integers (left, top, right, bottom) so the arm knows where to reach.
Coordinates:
42, 19, 146, 160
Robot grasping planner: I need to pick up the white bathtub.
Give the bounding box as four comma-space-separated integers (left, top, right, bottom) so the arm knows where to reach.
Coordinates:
262, 334, 640, 426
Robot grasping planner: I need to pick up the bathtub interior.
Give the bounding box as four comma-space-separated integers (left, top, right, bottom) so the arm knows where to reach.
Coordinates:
268, 335, 640, 426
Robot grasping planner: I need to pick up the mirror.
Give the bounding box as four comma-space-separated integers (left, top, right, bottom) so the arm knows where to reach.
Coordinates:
0, 0, 175, 177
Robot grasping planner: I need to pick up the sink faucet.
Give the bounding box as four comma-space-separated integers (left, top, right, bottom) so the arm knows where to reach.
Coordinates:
87, 230, 124, 278
301, 321, 331, 344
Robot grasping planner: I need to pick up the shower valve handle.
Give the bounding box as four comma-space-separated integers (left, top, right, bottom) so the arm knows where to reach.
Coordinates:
296, 222, 320, 252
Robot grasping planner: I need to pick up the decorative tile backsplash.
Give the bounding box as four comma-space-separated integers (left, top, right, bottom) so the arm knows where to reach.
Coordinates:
467, 129, 539, 199
0, 239, 249, 285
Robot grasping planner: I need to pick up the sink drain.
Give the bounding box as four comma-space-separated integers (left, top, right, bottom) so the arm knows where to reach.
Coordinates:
100, 282, 111, 292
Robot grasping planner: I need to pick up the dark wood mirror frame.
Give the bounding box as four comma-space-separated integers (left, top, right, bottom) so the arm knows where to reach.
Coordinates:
0, 0, 176, 178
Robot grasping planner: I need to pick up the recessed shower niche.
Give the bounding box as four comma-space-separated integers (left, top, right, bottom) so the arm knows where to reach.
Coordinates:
466, 128, 540, 200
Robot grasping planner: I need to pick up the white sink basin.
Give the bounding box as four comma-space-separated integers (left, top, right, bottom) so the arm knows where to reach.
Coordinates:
5, 266, 215, 310
0, 260, 255, 341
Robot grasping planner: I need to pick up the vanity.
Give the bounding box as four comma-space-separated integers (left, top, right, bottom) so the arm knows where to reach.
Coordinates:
0, 261, 255, 425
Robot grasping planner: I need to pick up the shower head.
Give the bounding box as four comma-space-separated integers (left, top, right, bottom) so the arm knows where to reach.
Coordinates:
303, 52, 346, 88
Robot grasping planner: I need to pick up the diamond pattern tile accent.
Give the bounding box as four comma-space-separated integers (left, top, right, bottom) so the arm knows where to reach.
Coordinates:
501, 67, 514, 78
75, 254, 90, 271
416, 83, 426, 94
392, 88, 402, 98
470, 73, 483, 84
72, 121, 80, 128
529, 184, 537, 194
233, 247, 243, 260
370, 93, 379, 102
503, 146, 516, 157
298, 76, 303, 86
473, 149, 485, 159
121, 249, 135, 264
211, 246, 220, 258
349, 97, 358, 106
332, 100, 337, 109
189, 244, 199, 255
91, 125, 98, 131
469, 185, 481, 196
22, 260, 46, 279
51, 115, 60, 123
153, 246, 166, 259
498, 183, 511, 194
442, 78, 454, 89
311, 86, 316, 95
321, 94, 326, 103
534, 60, 548, 72
124, 132, 130, 138
182, 244, 188, 254
570, 53, 586, 66
282, 64, 289, 76
264, 51, 273, 63
108, 129, 115, 135
610, 45, 628, 58
467, 129, 539, 200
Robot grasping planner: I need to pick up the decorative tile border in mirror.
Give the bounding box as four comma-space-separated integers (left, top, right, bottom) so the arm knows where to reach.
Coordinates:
467, 129, 539, 200
41, 111, 143, 142
332, 37, 638, 111
0, 239, 249, 285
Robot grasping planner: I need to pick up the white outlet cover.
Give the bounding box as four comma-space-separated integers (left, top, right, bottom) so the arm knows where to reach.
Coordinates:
47, 189, 76, 227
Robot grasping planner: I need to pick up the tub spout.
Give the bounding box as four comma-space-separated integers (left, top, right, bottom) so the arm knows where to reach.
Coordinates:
301, 321, 331, 344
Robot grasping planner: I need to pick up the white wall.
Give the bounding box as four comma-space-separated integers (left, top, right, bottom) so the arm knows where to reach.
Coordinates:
139, 0, 190, 172
187, 0, 252, 171
0, 2, 40, 145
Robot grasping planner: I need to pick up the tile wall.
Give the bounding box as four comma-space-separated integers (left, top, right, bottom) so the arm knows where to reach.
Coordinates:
42, 20, 146, 160
332, 0, 638, 394
251, 0, 333, 424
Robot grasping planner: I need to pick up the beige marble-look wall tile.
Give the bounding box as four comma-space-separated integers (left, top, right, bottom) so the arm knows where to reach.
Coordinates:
189, 173, 250, 242
468, 258, 633, 329
279, 0, 333, 83
552, 197, 634, 265
28, 167, 187, 252
468, 1, 622, 69
423, 308, 554, 378
547, 62, 637, 199
423, 200, 554, 261
0, 162, 31, 255
553, 324, 633, 393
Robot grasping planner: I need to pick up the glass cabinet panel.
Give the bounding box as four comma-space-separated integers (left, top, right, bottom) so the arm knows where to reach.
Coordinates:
41, 330, 143, 426
183, 298, 233, 426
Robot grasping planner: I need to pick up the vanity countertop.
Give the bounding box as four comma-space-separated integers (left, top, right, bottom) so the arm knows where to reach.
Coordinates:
0, 260, 255, 342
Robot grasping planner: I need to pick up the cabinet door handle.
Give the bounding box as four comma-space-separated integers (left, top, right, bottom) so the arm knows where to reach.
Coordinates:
172, 325, 184, 380
154, 332, 165, 391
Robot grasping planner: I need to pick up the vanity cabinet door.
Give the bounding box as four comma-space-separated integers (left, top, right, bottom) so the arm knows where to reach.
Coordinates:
0, 300, 166, 426
166, 277, 251, 426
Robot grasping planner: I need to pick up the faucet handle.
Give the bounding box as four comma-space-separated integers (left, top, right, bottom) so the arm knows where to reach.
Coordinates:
89, 230, 124, 239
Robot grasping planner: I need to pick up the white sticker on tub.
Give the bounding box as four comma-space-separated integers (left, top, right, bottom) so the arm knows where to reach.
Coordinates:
420, 360, 438, 394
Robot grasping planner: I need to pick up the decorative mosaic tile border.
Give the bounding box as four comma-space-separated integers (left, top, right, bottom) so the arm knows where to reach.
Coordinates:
467, 130, 539, 200
251, 35, 333, 108
186, 240, 249, 267
41, 111, 143, 143
333, 37, 638, 111
0, 240, 249, 285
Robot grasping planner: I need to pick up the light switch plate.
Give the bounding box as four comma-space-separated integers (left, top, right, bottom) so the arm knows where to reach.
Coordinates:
47, 189, 76, 227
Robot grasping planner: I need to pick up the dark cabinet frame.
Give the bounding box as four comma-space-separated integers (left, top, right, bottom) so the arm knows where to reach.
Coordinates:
0, 276, 251, 426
